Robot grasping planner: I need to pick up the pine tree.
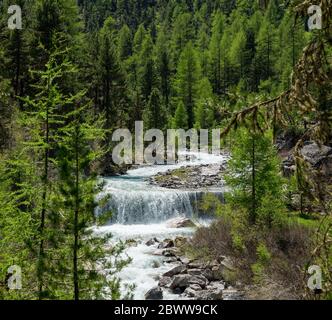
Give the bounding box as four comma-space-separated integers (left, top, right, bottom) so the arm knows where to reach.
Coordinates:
98, 17, 128, 128
171, 12, 193, 65
172, 101, 188, 129
194, 77, 215, 129
174, 42, 201, 128
155, 26, 171, 108
275, 12, 309, 91
138, 33, 155, 102
133, 24, 147, 55
1, 0, 30, 99
30, 0, 81, 68
55, 97, 128, 300
209, 11, 225, 95
118, 24, 133, 62
21, 51, 77, 299
143, 88, 167, 130
253, 10, 278, 91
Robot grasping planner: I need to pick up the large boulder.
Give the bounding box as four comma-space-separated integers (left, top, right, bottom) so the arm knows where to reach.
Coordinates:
170, 274, 208, 291
166, 218, 196, 229
187, 268, 215, 282
301, 142, 332, 169
145, 287, 163, 300
163, 265, 187, 278
184, 282, 224, 300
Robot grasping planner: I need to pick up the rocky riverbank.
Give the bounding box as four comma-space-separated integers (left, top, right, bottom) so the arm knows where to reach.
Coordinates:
138, 219, 244, 301
148, 160, 229, 190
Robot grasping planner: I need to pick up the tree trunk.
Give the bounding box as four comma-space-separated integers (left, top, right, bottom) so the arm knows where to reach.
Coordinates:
38, 81, 50, 300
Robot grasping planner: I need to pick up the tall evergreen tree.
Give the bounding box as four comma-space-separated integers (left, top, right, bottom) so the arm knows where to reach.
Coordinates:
174, 42, 201, 128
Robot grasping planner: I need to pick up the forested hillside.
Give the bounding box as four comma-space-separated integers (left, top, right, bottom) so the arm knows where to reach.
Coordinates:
0, 0, 331, 300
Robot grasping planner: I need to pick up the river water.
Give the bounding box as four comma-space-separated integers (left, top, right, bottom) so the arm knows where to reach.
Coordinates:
95, 152, 228, 299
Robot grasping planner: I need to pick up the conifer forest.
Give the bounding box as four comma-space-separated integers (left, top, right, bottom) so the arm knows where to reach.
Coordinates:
0, 0, 331, 302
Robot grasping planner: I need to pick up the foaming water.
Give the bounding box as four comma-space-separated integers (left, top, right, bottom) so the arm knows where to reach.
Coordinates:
97, 152, 228, 225
95, 223, 197, 300
96, 152, 227, 299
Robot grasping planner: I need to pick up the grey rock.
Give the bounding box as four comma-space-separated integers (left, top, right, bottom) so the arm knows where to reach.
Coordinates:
202, 268, 215, 281
188, 261, 205, 269
179, 256, 191, 265
158, 239, 174, 249
169, 274, 192, 290
188, 275, 208, 289
146, 238, 159, 246
162, 248, 180, 257
184, 288, 197, 298
164, 257, 178, 263
145, 287, 163, 300
189, 284, 203, 291
163, 265, 187, 278
187, 269, 204, 276
159, 276, 172, 288
166, 218, 196, 229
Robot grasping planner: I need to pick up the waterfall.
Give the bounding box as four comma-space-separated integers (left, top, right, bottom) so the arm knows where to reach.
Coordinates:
97, 178, 224, 225
101, 190, 195, 224
96, 152, 227, 225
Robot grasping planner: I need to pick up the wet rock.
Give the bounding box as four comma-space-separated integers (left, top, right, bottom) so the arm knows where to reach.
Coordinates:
152, 249, 164, 256
166, 218, 196, 229
145, 287, 163, 300
162, 248, 179, 257
152, 261, 161, 268
159, 276, 172, 288
163, 265, 187, 277
146, 238, 159, 246
164, 257, 178, 263
158, 239, 174, 249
